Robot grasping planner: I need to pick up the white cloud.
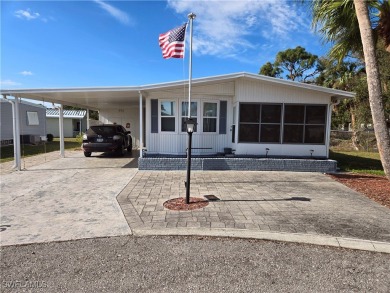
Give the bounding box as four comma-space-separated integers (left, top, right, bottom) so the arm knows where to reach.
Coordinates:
15, 9, 40, 20
93, 0, 132, 25
167, 0, 311, 58
0, 80, 22, 87
20, 71, 33, 76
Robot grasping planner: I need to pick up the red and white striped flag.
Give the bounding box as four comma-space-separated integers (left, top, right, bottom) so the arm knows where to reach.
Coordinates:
159, 23, 187, 59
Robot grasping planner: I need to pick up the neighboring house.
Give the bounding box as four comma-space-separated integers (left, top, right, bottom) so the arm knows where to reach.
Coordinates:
0, 99, 46, 145
46, 109, 87, 138
1, 72, 354, 158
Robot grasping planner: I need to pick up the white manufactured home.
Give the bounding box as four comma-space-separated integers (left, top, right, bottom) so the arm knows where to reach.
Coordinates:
1, 72, 354, 168
143, 74, 347, 158
0, 98, 46, 145
46, 109, 87, 138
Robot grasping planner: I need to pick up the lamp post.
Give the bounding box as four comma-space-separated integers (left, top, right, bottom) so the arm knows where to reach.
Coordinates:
185, 118, 196, 204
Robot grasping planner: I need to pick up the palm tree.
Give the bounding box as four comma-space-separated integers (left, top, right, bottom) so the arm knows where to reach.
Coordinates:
376, 0, 390, 52
308, 0, 390, 179
311, 0, 362, 62
354, 0, 390, 179
310, 0, 389, 59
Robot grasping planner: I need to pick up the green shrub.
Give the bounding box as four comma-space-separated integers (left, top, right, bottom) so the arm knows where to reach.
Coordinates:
75, 133, 84, 144
47, 134, 54, 142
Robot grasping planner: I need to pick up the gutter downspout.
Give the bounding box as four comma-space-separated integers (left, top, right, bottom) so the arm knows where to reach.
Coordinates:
327, 97, 341, 159
139, 91, 143, 158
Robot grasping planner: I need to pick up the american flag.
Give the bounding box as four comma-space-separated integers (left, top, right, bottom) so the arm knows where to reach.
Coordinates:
159, 23, 187, 59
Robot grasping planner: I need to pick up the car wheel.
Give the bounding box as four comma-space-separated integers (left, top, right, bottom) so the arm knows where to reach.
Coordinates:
116, 144, 125, 157
127, 137, 133, 154
84, 151, 92, 157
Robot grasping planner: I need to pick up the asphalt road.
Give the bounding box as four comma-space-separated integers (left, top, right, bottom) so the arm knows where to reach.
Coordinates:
1, 235, 389, 292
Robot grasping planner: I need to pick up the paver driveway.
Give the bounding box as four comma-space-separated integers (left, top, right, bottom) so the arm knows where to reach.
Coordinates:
118, 171, 390, 246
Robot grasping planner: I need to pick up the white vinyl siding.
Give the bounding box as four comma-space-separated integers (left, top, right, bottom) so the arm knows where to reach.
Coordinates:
99, 107, 140, 148
235, 79, 330, 104
1, 101, 46, 141
146, 96, 231, 155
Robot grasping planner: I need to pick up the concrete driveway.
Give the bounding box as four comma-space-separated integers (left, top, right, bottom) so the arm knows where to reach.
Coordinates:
0, 151, 137, 246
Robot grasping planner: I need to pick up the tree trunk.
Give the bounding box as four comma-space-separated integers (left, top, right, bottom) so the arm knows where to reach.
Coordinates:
350, 110, 360, 151
354, 0, 390, 180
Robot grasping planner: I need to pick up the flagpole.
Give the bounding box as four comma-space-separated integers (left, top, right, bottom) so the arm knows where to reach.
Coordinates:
188, 12, 196, 118
185, 12, 196, 205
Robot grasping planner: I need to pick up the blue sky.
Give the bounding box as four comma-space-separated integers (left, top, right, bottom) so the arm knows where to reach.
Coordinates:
1, 0, 330, 89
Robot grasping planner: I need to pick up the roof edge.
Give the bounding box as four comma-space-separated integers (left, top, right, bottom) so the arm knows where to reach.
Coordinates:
0, 71, 355, 98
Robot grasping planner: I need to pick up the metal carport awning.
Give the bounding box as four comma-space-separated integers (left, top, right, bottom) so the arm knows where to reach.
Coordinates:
1, 87, 145, 171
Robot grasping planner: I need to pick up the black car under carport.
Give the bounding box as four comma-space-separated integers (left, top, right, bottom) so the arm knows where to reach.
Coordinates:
82, 124, 132, 157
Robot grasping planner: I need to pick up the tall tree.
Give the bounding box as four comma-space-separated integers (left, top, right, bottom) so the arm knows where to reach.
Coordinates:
311, 0, 362, 62
353, 0, 390, 178
309, 0, 390, 179
376, 0, 390, 52
259, 62, 281, 78
315, 57, 361, 91
259, 46, 320, 82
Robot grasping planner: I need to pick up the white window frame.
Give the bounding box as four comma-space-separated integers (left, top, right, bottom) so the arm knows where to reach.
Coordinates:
180, 100, 199, 133
27, 111, 39, 126
159, 100, 177, 133
202, 100, 219, 133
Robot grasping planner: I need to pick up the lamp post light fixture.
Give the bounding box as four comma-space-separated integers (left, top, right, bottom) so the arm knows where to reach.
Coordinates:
185, 118, 196, 204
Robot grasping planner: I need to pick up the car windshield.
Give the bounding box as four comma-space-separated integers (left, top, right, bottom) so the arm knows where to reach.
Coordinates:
89, 126, 116, 136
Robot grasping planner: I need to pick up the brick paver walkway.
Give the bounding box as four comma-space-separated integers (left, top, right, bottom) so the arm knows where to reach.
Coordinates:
118, 171, 390, 243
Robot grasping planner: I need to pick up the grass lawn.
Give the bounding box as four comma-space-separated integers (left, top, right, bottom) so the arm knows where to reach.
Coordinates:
0, 138, 81, 163
329, 150, 384, 176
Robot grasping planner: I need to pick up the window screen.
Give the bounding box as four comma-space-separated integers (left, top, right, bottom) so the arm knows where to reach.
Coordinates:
181, 101, 197, 132
161, 101, 176, 132
238, 103, 281, 143
203, 102, 217, 132
283, 104, 327, 144
27, 111, 39, 125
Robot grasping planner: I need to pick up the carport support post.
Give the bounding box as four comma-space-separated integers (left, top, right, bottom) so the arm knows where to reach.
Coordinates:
2, 95, 20, 170
59, 105, 65, 157
139, 91, 143, 158
14, 97, 22, 171
86, 108, 90, 130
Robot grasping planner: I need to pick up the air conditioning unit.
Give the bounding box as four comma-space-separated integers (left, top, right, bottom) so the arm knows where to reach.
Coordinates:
29, 135, 41, 145
21, 135, 41, 145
